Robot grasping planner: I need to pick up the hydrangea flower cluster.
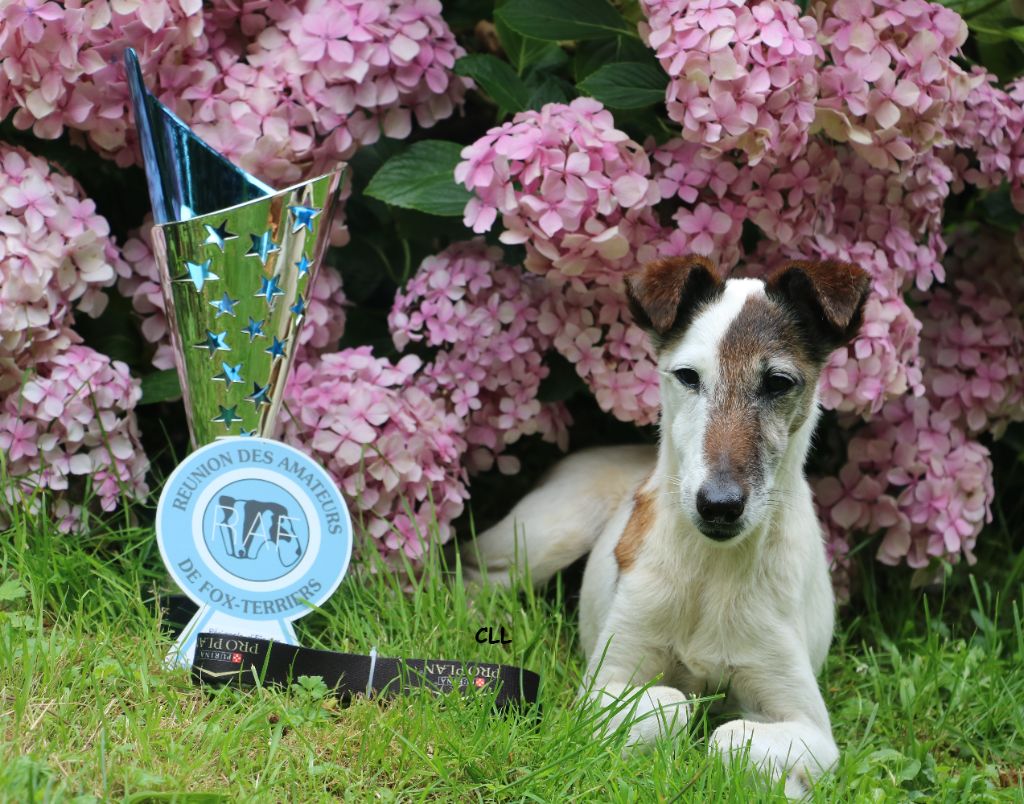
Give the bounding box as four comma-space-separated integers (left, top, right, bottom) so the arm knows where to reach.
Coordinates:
454, 102, 666, 426
174, 0, 468, 184
640, 0, 822, 166
813, 228, 1022, 574
282, 347, 468, 562
816, 0, 977, 172
951, 71, 1024, 212
816, 397, 993, 570
0, 0, 206, 163
456, 99, 661, 285
0, 145, 128, 388
1, 0, 468, 182
917, 231, 1024, 438
389, 240, 569, 474
0, 345, 149, 531
538, 283, 662, 425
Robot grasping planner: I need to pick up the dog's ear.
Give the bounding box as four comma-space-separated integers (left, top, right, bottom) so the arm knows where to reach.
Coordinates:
766, 260, 871, 359
625, 256, 723, 344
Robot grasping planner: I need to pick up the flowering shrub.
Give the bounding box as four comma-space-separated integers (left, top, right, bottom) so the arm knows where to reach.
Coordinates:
0, 0, 467, 182
389, 239, 569, 474
640, 0, 822, 166
0, 145, 128, 389
0, 344, 149, 530
456, 98, 660, 285
282, 347, 468, 562
2, 0, 1023, 588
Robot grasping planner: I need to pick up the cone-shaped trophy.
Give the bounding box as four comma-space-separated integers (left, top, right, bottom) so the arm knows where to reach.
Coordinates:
126, 48, 344, 445
127, 50, 353, 668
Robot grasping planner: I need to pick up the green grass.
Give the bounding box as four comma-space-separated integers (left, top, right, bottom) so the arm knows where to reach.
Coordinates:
1, 502, 1022, 803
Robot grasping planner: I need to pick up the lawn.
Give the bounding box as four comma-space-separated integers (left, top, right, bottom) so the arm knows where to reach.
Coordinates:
1, 490, 1023, 802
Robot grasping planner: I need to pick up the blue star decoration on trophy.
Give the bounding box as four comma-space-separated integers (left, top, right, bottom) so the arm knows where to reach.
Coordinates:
246, 382, 272, 408
212, 405, 242, 429
178, 259, 218, 291
196, 330, 230, 357
214, 362, 244, 385
257, 274, 285, 306
265, 336, 288, 360
247, 231, 281, 265
203, 221, 236, 251
242, 317, 265, 342
210, 292, 239, 318
289, 205, 320, 232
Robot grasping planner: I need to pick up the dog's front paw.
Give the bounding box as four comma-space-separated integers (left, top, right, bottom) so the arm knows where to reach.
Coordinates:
710, 719, 838, 799
592, 683, 691, 753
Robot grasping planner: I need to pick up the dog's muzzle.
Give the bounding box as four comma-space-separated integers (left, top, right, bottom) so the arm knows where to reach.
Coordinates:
695, 474, 746, 541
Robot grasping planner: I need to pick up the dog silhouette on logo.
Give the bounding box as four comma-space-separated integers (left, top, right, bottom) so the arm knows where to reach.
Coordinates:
212, 496, 304, 570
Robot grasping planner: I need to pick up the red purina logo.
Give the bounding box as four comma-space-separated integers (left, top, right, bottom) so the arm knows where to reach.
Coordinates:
475, 676, 485, 688
232, 652, 243, 664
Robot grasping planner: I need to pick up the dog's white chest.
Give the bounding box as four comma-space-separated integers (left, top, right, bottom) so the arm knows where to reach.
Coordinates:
670, 623, 737, 692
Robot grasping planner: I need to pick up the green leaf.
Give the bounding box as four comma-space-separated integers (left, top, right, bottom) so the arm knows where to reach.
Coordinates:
455, 54, 531, 113
496, 0, 635, 42
573, 36, 655, 82
0, 579, 27, 603
970, 22, 1024, 42
526, 75, 572, 110
578, 62, 668, 109
494, 14, 566, 74
364, 141, 471, 217
139, 370, 182, 405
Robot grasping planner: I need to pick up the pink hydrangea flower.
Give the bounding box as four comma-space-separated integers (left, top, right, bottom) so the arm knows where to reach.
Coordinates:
0, 0, 206, 164
918, 229, 1024, 437
538, 280, 662, 426
456, 99, 661, 286
389, 239, 570, 473
282, 346, 469, 562
0, 145, 129, 390
0, 344, 149, 530
951, 69, 1024, 213
640, 0, 822, 165
816, 0, 979, 172
817, 397, 993, 569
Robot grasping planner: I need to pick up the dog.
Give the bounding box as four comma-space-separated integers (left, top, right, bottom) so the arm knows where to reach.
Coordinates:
462, 255, 870, 797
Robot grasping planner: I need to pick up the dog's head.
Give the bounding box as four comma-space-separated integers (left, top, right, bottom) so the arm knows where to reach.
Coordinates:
626, 256, 870, 543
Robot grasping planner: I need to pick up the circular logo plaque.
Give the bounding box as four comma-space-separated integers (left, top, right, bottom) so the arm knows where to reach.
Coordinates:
157, 437, 351, 665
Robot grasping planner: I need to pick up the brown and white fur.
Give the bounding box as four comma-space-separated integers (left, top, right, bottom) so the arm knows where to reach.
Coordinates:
461, 256, 871, 797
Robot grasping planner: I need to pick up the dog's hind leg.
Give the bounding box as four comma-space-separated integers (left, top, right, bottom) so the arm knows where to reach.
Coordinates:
460, 445, 655, 587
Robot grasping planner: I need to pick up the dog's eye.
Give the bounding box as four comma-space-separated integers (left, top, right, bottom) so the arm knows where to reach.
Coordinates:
763, 372, 797, 396
674, 368, 700, 390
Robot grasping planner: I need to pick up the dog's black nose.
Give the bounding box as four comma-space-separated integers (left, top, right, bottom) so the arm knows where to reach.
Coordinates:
696, 477, 746, 529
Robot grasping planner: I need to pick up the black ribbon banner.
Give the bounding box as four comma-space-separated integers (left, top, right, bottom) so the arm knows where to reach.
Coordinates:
163, 597, 540, 712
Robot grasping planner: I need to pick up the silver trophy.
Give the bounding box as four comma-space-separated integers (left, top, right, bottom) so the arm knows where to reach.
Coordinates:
126, 49, 352, 667
126, 47, 344, 445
